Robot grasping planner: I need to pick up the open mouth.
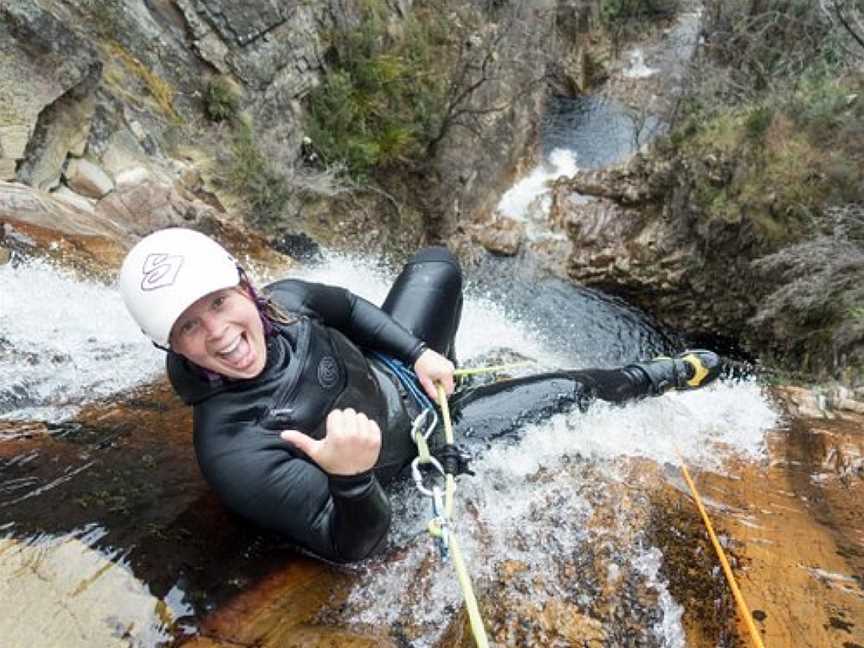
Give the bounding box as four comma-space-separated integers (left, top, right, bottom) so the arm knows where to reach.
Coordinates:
215, 332, 254, 369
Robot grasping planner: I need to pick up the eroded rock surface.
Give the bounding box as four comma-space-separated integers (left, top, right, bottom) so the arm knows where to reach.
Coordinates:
0, 1, 101, 188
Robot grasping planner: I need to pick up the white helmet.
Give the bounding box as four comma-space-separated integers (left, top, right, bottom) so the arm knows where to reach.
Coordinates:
118, 228, 241, 347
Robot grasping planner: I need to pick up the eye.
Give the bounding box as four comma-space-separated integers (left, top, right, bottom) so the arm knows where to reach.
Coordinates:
212, 294, 227, 309
178, 319, 198, 336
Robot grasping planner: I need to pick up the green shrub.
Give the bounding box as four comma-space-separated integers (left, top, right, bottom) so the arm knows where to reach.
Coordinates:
204, 75, 241, 122
305, 0, 464, 179
227, 121, 291, 226
744, 106, 774, 141
788, 75, 849, 126
600, 0, 677, 24
702, 0, 836, 90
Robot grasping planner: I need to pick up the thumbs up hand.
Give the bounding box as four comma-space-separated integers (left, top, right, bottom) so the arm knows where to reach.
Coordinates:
281, 408, 381, 476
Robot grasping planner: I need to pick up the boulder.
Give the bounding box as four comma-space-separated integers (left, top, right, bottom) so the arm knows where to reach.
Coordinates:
96, 180, 204, 236
473, 216, 525, 256
100, 131, 155, 181
114, 166, 155, 191
0, 181, 130, 274
0, 159, 17, 182
835, 398, 864, 415
63, 158, 114, 198
772, 386, 833, 420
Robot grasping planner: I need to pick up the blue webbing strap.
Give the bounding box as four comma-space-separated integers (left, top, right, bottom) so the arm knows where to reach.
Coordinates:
370, 352, 434, 412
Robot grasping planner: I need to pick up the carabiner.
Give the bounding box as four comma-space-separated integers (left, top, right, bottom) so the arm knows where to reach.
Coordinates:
411, 454, 446, 497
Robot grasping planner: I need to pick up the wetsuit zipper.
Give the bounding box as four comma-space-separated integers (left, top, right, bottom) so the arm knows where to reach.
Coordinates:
267, 318, 312, 422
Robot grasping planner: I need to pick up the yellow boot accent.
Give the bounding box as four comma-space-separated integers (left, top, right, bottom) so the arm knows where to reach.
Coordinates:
682, 353, 710, 388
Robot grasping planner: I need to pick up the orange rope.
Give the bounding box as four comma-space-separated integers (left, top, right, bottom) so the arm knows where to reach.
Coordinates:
677, 454, 766, 648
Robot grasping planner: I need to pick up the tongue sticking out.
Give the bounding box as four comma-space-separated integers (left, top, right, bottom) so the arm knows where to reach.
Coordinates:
221, 334, 251, 367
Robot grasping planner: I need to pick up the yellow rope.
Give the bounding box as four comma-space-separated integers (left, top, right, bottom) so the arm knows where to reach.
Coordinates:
437, 384, 455, 445
454, 361, 532, 378
677, 454, 766, 648
431, 362, 762, 647
449, 534, 489, 648
428, 382, 488, 648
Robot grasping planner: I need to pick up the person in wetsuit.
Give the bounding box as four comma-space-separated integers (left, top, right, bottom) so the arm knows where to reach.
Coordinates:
118, 228, 722, 563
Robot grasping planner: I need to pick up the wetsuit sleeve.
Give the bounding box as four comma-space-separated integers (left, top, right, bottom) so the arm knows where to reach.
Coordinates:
199, 432, 392, 563
266, 279, 427, 364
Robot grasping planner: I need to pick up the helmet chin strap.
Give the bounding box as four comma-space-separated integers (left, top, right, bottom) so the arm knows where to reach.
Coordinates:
152, 340, 171, 352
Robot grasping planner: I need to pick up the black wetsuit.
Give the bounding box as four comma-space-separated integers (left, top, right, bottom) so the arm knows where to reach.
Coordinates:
168, 248, 656, 563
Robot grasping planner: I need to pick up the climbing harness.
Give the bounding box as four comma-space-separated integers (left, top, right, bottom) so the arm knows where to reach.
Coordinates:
677, 452, 767, 648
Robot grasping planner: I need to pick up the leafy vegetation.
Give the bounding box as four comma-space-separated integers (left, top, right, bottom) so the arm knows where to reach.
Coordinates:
204, 75, 242, 123
305, 0, 452, 178
658, 0, 864, 377
226, 119, 292, 227
674, 71, 864, 246
599, 0, 678, 25
598, 0, 680, 54
305, 0, 534, 180
751, 205, 864, 379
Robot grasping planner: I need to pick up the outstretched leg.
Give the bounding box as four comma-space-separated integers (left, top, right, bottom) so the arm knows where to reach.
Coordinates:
449, 350, 721, 442
585, 350, 722, 400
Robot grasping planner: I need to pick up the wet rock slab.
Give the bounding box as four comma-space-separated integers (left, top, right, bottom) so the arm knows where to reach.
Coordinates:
656, 390, 864, 648
0, 381, 349, 646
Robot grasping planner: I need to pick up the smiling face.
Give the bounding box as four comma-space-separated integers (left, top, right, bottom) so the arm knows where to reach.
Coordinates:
170, 284, 267, 380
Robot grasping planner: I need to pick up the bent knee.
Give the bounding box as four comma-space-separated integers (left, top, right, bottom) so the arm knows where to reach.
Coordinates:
407, 246, 462, 274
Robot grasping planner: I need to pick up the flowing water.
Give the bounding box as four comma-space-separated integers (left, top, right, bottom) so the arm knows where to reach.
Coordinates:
0, 259, 163, 422
496, 94, 666, 248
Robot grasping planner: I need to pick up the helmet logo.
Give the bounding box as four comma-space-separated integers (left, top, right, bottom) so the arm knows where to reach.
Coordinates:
141, 253, 184, 291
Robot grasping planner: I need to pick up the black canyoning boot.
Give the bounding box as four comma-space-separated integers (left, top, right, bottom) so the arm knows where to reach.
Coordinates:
627, 350, 722, 396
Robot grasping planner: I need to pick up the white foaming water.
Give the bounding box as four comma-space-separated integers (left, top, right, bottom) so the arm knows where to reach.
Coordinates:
0, 259, 163, 421
482, 379, 777, 475
0, 253, 554, 423
496, 148, 582, 239
0, 252, 778, 468
633, 547, 686, 648
624, 48, 658, 79
343, 375, 777, 645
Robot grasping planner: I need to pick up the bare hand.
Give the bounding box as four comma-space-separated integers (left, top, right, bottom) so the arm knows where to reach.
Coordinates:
280, 408, 381, 476
414, 348, 455, 401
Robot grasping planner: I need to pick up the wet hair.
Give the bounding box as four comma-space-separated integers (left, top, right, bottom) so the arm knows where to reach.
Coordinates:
238, 273, 298, 330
